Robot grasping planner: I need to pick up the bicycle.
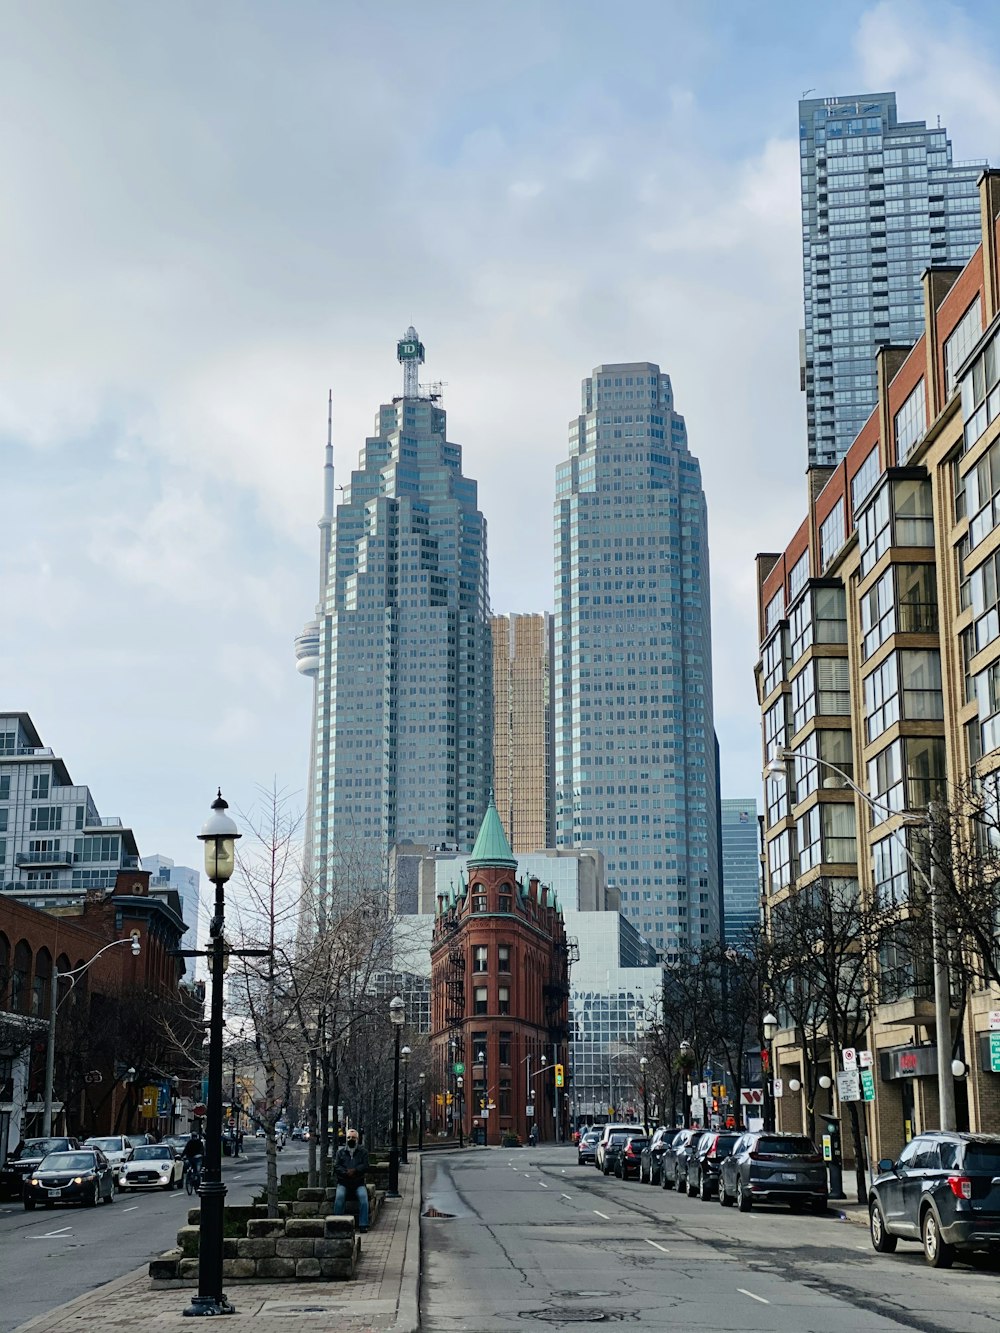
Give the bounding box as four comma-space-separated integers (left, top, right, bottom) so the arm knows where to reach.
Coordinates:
184, 1157, 203, 1196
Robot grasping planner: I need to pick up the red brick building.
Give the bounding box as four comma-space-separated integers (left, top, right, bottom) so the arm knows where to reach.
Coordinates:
0, 869, 192, 1156
430, 798, 569, 1145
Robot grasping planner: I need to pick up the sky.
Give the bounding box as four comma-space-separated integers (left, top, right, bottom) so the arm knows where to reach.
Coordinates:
4, 0, 1000, 891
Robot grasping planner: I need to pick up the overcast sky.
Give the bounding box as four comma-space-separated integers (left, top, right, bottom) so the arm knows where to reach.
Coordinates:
4, 0, 1000, 889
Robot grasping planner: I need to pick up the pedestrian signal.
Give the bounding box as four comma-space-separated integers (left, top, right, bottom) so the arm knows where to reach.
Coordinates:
554, 1064, 565, 1088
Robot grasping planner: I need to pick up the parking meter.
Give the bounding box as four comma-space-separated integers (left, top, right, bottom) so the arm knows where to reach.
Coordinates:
822, 1115, 844, 1199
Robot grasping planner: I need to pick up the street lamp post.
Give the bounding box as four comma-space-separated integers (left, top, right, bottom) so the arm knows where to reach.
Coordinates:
456, 1076, 464, 1147
387, 995, 404, 1197
639, 1056, 649, 1135
401, 1046, 411, 1165
184, 790, 240, 1320
762, 1012, 778, 1132
478, 1047, 488, 1146
418, 1073, 425, 1152
767, 748, 957, 1131
43, 935, 141, 1136
679, 1041, 692, 1125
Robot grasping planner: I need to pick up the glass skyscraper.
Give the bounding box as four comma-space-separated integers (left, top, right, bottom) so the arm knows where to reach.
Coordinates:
719, 798, 760, 947
801, 91, 984, 467
298, 330, 492, 908
553, 362, 720, 958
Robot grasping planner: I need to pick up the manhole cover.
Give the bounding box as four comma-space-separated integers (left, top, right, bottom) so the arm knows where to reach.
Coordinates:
519, 1310, 639, 1323
423, 1206, 455, 1218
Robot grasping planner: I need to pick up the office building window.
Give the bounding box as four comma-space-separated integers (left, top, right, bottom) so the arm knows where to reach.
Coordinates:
498, 986, 510, 1015
819, 499, 846, 572
873, 833, 910, 907
497, 945, 510, 972
788, 552, 809, 603
894, 380, 926, 462
961, 326, 1000, 451
474, 986, 488, 1015
473, 946, 488, 973
851, 447, 881, 514
31, 774, 50, 800
944, 297, 982, 397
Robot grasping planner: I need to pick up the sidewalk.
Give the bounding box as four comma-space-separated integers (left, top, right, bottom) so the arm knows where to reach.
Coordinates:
12, 1157, 421, 1333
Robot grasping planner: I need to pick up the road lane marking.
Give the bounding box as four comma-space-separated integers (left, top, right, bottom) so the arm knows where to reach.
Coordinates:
738, 1289, 770, 1305
593, 1209, 610, 1219
30, 1227, 72, 1238
539, 1182, 548, 1188
645, 1239, 670, 1253
123, 1205, 139, 1211
561, 1193, 571, 1199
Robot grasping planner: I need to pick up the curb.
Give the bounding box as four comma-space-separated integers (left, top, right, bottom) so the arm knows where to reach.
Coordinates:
11, 1263, 149, 1333
395, 1153, 421, 1333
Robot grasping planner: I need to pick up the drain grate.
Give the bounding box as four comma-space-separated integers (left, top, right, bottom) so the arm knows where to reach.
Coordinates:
423, 1206, 455, 1218
519, 1310, 640, 1324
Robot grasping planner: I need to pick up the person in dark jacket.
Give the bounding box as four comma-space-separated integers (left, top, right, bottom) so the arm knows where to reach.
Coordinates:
332, 1129, 369, 1231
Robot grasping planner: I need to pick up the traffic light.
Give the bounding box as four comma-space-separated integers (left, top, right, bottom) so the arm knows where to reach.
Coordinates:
554, 1063, 565, 1088
445, 1091, 453, 1105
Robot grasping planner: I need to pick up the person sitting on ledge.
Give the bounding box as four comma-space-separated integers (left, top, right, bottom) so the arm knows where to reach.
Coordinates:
333, 1128, 370, 1233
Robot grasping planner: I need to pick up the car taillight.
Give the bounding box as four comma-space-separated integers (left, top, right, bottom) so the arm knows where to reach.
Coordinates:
948, 1176, 973, 1199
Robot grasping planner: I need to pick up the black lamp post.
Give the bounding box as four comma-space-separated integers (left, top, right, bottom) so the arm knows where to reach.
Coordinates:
418, 1073, 425, 1152
456, 1076, 464, 1147
401, 1045, 411, 1165
640, 1056, 649, 1135
184, 790, 240, 1319
762, 1012, 778, 1132
387, 994, 404, 1197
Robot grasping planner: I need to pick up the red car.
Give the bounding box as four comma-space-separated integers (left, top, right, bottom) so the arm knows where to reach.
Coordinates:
615, 1135, 649, 1181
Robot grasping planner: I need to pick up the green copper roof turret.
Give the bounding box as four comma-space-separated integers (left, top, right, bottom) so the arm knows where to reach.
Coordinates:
467, 793, 518, 869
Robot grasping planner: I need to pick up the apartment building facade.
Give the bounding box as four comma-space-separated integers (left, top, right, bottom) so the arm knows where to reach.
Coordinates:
756, 170, 1000, 1161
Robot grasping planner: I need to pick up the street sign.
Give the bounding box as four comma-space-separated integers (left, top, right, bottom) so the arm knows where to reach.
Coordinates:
193, 1102, 207, 1117
773, 1078, 783, 1098
228, 1117, 236, 1129
837, 1070, 861, 1102
858, 1050, 873, 1069
860, 1069, 876, 1102
989, 1011, 1000, 1032
453, 1062, 465, 1075
699, 1082, 709, 1099
526, 1104, 534, 1116
84, 1070, 103, 1086
740, 1089, 764, 1106
842, 1048, 857, 1071
990, 1033, 1000, 1074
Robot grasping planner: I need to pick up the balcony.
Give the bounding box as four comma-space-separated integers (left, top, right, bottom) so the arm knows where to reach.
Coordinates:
83, 817, 123, 829
15, 850, 73, 868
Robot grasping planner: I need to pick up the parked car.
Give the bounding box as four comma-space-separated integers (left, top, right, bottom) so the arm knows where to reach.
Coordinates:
639, 1127, 672, 1185
600, 1130, 635, 1176
660, 1129, 700, 1190
291, 1126, 304, 1141
84, 1135, 134, 1171
686, 1131, 740, 1200
577, 1130, 602, 1166
126, 1133, 157, 1149
162, 1134, 192, 1154
615, 1135, 649, 1181
23, 1148, 116, 1210
119, 1144, 185, 1191
718, 1131, 827, 1213
595, 1124, 643, 1173
1, 1138, 79, 1200
868, 1131, 1000, 1268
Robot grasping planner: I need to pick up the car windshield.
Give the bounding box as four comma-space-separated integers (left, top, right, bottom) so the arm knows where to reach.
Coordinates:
584, 1132, 601, 1143
965, 1143, 1000, 1173
86, 1138, 124, 1152
713, 1135, 739, 1155
125, 1136, 149, 1148
627, 1138, 649, 1149
756, 1136, 817, 1156
131, 1146, 171, 1161
16, 1139, 69, 1159
39, 1153, 96, 1171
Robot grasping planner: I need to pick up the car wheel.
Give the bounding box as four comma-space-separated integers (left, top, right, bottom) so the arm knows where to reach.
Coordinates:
687, 1173, 698, 1198
736, 1178, 752, 1212
922, 1209, 954, 1269
719, 1177, 733, 1207
699, 1171, 711, 1202
23, 1199, 35, 1211
104, 1185, 114, 1204
662, 1164, 673, 1190
869, 1201, 897, 1253
85, 1183, 99, 1208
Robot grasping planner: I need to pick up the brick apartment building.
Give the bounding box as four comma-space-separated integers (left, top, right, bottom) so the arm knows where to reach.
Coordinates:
429, 798, 569, 1145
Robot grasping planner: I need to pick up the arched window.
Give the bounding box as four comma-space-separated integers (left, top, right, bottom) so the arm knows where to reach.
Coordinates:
11, 940, 32, 1014
33, 948, 52, 1018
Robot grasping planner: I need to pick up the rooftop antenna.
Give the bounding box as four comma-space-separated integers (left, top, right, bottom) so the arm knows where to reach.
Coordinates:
397, 326, 425, 399
801, 88, 815, 99
323, 389, 334, 522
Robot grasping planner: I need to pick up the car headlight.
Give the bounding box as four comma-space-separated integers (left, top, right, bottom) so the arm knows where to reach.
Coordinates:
29, 1178, 39, 1187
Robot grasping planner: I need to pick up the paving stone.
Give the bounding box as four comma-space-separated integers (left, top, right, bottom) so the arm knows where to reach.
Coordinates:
324, 1215, 355, 1238
275, 1237, 316, 1258
295, 1258, 322, 1278
284, 1217, 325, 1237
319, 1257, 355, 1279
221, 1258, 257, 1278
178, 1257, 200, 1279
313, 1237, 355, 1260
247, 1217, 285, 1237
236, 1237, 277, 1259
176, 1224, 201, 1257
256, 1256, 296, 1278
186, 1207, 202, 1226
297, 1187, 326, 1202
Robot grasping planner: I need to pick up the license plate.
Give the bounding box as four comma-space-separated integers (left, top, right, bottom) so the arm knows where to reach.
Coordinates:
781, 1173, 798, 1182
47, 1188, 61, 1197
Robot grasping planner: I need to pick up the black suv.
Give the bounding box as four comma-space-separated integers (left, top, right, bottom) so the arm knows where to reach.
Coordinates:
719, 1131, 827, 1212
869, 1131, 1000, 1268
1, 1138, 80, 1200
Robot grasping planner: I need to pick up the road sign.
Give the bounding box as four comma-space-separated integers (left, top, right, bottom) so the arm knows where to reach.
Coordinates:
860, 1070, 876, 1102
228, 1117, 236, 1129
699, 1082, 709, 1099
84, 1070, 103, 1086
526, 1104, 534, 1116
990, 1033, 1000, 1074
842, 1048, 857, 1071
193, 1102, 207, 1117
837, 1070, 861, 1102
989, 1011, 1000, 1032
858, 1050, 873, 1069
740, 1089, 764, 1106
453, 1062, 465, 1075
773, 1078, 783, 1098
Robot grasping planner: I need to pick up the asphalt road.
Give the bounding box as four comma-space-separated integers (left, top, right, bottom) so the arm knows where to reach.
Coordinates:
0, 1139, 310, 1332
421, 1145, 1000, 1332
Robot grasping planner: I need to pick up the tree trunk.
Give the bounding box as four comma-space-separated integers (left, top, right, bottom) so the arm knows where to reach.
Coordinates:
265, 1061, 279, 1218
307, 1046, 318, 1188
318, 1046, 331, 1187
847, 1100, 867, 1203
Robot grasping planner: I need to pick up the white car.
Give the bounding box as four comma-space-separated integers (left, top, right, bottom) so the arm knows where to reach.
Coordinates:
594, 1124, 644, 1173
84, 1135, 133, 1172
119, 1144, 184, 1191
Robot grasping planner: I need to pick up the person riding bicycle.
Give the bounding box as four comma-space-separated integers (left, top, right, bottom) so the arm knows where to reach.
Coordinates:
182, 1132, 204, 1183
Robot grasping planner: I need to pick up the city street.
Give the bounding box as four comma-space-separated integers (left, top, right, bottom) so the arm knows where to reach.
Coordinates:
421, 1145, 1000, 1332
0, 1140, 308, 1333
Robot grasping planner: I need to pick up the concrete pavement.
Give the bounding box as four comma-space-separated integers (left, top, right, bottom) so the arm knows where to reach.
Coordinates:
10, 1154, 421, 1333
